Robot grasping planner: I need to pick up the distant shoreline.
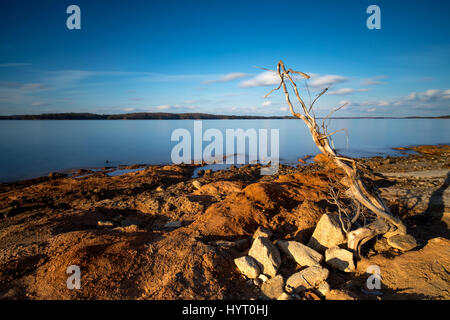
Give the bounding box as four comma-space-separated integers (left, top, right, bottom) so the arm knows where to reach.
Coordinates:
0, 112, 449, 120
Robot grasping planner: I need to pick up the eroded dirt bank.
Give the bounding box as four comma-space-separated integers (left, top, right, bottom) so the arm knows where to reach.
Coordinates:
0, 145, 448, 300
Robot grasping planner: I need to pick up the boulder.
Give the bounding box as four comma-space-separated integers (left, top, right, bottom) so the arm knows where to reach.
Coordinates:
387, 234, 417, 251
234, 256, 261, 279
261, 275, 285, 299
285, 265, 329, 293
252, 226, 273, 240
317, 281, 330, 296
276, 240, 323, 267
277, 292, 293, 300
307, 213, 346, 252
192, 180, 202, 190
258, 274, 269, 282
248, 237, 281, 277
325, 247, 355, 272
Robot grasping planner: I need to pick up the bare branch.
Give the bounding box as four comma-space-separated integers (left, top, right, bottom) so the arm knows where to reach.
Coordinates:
265, 60, 410, 255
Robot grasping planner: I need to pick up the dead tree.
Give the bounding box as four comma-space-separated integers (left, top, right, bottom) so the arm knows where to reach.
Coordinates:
265, 60, 411, 254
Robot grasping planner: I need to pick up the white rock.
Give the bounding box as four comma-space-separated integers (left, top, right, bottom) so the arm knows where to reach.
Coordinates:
258, 274, 269, 282
234, 256, 261, 279
286, 265, 329, 293
276, 240, 323, 267
307, 213, 346, 252
325, 247, 355, 272
277, 292, 292, 300
261, 275, 285, 299
248, 237, 281, 277
252, 226, 273, 240
317, 281, 330, 296
97, 220, 114, 227
386, 234, 417, 251
192, 180, 202, 190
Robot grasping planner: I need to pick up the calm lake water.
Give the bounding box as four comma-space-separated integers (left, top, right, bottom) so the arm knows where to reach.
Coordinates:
0, 119, 448, 182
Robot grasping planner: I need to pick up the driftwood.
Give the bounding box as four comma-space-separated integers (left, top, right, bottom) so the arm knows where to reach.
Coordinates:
266, 60, 408, 254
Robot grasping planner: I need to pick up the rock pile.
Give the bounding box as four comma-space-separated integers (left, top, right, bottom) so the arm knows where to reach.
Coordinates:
234, 225, 337, 300
233, 212, 418, 300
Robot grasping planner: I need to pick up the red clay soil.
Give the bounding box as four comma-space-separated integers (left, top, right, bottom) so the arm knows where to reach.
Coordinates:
0, 145, 448, 300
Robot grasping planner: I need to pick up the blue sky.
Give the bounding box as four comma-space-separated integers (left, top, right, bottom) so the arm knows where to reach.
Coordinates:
0, 0, 449, 116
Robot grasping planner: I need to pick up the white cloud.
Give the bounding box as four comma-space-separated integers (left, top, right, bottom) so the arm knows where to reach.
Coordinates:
204, 72, 248, 84
31, 101, 50, 107
327, 88, 369, 95
406, 88, 450, 102
361, 75, 387, 86
338, 88, 450, 115
239, 71, 279, 88
309, 74, 347, 87
263, 100, 272, 106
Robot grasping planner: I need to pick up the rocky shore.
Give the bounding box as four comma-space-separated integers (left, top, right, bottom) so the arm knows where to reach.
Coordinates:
0, 145, 448, 300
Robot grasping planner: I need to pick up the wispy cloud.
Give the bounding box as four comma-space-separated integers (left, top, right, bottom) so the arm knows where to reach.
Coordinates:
0, 63, 31, 67
336, 88, 450, 116
0, 81, 49, 91
309, 74, 348, 87
31, 101, 51, 107
204, 72, 249, 84
239, 71, 279, 88
327, 88, 369, 95
361, 75, 387, 86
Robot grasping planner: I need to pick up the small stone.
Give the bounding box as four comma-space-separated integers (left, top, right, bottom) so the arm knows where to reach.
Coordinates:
234, 256, 261, 279
204, 169, 213, 175
386, 234, 417, 251
277, 292, 292, 300
286, 265, 329, 293
276, 240, 323, 267
253, 278, 262, 286
115, 224, 140, 233
48, 172, 66, 179
165, 221, 182, 228
307, 213, 346, 252
261, 275, 285, 299
192, 180, 202, 190
317, 281, 330, 296
325, 247, 355, 272
248, 237, 281, 277
156, 186, 164, 192
252, 226, 273, 240
97, 220, 114, 227
258, 274, 269, 282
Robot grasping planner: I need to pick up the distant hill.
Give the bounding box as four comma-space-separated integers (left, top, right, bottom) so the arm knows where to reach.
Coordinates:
0, 112, 292, 120
0, 112, 448, 120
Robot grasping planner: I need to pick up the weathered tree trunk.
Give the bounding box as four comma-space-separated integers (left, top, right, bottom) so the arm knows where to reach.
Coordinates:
267, 60, 408, 253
